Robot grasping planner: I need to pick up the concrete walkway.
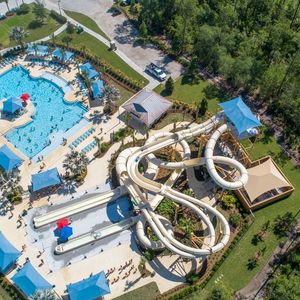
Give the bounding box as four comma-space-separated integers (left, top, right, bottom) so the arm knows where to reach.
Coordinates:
44, 0, 183, 89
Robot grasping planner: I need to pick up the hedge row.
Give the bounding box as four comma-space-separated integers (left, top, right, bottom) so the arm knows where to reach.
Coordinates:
50, 10, 67, 24
158, 221, 253, 300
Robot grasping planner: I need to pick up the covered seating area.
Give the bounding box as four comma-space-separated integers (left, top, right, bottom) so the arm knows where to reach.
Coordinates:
52, 47, 75, 62
2, 97, 24, 115
31, 167, 62, 196
80, 62, 99, 80
220, 97, 261, 139
235, 156, 294, 210
26, 44, 49, 57
0, 232, 21, 274
12, 262, 53, 297
122, 89, 172, 129
67, 271, 110, 300
0, 145, 23, 172
91, 80, 105, 99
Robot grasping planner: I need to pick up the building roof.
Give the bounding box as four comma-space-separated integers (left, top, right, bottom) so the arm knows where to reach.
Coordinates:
91, 80, 104, 98
12, 262, 52, 297
220, 97, 261, 134
67, 271, 110, 300
0, 145, 23, 171
0, 231, 21, 273
3, 97, 23, 114
80, 63, 99, 80
31, 168, 61, 192
243, 158, 291, 202
122, 90, 172, 127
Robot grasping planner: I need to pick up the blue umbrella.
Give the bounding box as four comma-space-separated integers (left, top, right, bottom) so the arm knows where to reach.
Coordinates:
60, 226, 73, 240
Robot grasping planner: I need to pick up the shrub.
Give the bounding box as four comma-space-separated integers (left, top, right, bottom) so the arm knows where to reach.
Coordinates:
221, 194, 237, 209
229, 213, 241, 228
165, 76, 174, 95
100, 142, 109, 153
50, 10, 67, 24
66, 22, 75, 34
16, 3, 30, 15
27, 19, 42, 29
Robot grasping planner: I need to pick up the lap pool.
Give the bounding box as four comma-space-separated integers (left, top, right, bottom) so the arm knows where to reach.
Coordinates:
0, 66, 87, 158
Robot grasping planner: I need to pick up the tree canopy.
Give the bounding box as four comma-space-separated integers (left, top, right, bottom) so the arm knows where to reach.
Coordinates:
138, 0, 300, 150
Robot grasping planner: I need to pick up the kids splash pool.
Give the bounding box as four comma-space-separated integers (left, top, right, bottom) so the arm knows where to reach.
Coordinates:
1, 66, 88, 158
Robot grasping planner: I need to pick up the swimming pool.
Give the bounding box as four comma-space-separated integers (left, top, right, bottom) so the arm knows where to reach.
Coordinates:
1, 66, 87, 158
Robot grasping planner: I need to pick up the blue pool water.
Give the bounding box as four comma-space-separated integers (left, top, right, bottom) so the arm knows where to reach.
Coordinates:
1, 67, 87, 158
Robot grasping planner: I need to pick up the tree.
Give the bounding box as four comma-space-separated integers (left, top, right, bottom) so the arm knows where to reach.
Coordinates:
29, 289, 57, 300
139, 21, 148, 38
66, 22, 75, 34
198, 98, 208, 117
0, 0, 10, 12
221, 194, 237, 210
104, 85, 120, 102
0, 169, 23, 205
273, 212, 296, 238
206, 284, 233, 300
9, 27, 28, 49
62, 35, 72, 48
63, 151, 89, 181
94, 136, 103, 154
33, 1, 47, 23
178, 217, 195, 237
165, 77, 174, 95
50, 33, 56, 46
229, 213, 241, 228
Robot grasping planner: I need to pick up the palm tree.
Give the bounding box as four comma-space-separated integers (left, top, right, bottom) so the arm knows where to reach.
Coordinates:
104, 85, 121, 103
80, 45, 87, 59
124, 112, 132, 127
29, 289, 57, 300
9, 26, 28, 49
33, 44, 38, 57
94, 136, 103, 154
62, 35, 72, 48
0, 0, 10, 12
178, 217, 195, 237
50, 33, 56, 47
63, 151, 89, 179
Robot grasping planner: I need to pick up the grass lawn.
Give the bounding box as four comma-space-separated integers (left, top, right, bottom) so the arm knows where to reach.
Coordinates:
154, 112, 194, 130
57, 31, 148, 86
64, 10, 110, 40
0, 286, 12, 300
113, 282, 160, 300
154, 76, 227, 114
0, 4, 61, 49
187, 128, 300, 299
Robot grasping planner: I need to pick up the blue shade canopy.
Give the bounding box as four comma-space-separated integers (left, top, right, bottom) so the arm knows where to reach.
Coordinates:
0, 145, 23, 171
31, 168, 61, 192
27, 45, 48, 56
3, 97, 23, 114
67, 271, 110, 300
219, 97, 262, 134
52, 48, 74, 61
80, 63, 99, 80
91, 80, 104, 98
12, 262, 52, 297
0, 232, 21, 273
59, 226, 73, 239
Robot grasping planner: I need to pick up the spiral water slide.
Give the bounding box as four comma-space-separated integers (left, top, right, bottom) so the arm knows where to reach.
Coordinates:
116, 115, 249, 258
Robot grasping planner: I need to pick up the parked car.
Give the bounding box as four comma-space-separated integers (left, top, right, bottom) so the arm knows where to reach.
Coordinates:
145, 63, 167, 81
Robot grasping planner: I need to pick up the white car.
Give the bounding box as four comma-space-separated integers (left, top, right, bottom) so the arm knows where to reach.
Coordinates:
146, 63, 167, 81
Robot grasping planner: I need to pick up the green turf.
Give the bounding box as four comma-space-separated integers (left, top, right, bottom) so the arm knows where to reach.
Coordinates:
64, 10, 110, 40
154, 76, 225, 114
0, 4, 61, 49
187, 129, 300, 299
154, 112, 194, 130
57, 31, 148, 86
113, 282, 160, 300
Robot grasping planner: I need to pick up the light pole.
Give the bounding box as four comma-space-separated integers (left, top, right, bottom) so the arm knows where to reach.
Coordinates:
57, 0, 62, 15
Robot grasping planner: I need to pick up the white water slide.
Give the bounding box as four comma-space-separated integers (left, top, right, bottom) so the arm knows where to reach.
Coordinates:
33, 114, 248, 257
116, 114, 249, 258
